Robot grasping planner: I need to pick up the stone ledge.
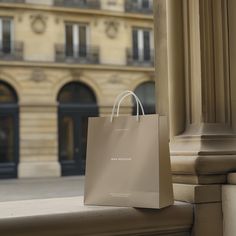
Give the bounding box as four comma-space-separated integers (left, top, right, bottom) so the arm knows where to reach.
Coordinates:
227, 173, 236, 184
173, 184, 221, 203
0, 196, 193, 236
0, 61, 155, 72
171, 155, 236, 176
173, 174, 226, 185
0, 2, 154, 21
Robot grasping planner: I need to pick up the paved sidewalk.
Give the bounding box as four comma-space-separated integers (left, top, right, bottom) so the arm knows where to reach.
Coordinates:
0, 176, 84, 202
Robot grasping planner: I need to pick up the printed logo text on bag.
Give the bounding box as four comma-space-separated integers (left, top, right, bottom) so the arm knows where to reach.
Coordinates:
110, 156, 132, 161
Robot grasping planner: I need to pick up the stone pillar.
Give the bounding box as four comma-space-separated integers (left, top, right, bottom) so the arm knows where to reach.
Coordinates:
168, 0, 236, 184
219, 1, 236, 235
18, 103, 61, 178
154, 0, 236, 235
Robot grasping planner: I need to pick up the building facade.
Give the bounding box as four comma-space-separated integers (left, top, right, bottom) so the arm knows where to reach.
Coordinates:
0, 0, 155, 178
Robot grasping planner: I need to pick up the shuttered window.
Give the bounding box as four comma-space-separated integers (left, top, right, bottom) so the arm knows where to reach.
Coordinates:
0, 18, 12, 54
65, 24, 73, 57
143, 30, 150, 61
65, 23, 88, 58
132, 28, 152, 61
132, 29, 139, 60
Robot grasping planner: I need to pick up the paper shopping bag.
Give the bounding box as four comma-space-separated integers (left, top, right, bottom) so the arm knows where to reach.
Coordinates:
84, 91, 173, 209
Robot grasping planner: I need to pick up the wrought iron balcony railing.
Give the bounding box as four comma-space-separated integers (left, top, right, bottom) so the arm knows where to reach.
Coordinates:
125, 0, 153, 14
54, 0, 100, 9
55, 44, 100, 64
0, 41, 23, 61
126, 48, 154, 67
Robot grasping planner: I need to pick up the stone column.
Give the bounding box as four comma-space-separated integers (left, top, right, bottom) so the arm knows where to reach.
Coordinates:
18, 103, 61, 178
154, 0, 236, 235
169, 0, 236, 185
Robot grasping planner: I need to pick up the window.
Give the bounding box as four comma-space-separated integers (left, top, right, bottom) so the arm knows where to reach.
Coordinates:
58, 82, 98, 176
0, 81, 17, 103
58, 82, 97, 104
137, 0, 153, 9
0, 81, 18, 179
133, 81, 156, 114
132, 28, 152, 62
0, 18, 13, 54
125, 0, 153, 14
65, 23, 89, 58
54, 0, 100, 9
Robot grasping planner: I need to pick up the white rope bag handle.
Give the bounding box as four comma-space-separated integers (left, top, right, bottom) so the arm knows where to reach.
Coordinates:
116, 92, 145, 117
111, 91, 138, 122
110, 90, 145, 122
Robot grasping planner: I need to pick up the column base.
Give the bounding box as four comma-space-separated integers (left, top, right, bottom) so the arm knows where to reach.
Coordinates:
170, 124, 236, 183
18, 161, 61, 178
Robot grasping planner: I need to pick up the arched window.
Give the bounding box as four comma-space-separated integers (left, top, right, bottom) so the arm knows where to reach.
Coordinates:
0, 81, 18, 103
58, 82, 98, 176
0, 81, 18, 178
58, 82, 97, 104
133, 81, 156, 114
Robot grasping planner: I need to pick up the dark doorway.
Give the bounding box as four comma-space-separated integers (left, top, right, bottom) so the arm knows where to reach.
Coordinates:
58, 82, 98, 176
0, 81, 19, 179
133, 81, 156, 114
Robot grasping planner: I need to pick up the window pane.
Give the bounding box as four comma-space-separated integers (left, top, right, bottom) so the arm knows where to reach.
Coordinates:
142, 0, 150, 8
132, 0, 138, 7
143, 82, 155, 105
132, 29, 139, 60
79, 25, 87, 57
0, 82, 17, 103
2, 19, 11, 54
77, 85, 96, 102
0, 115, 14, 163
58, 82, 96, 104
143, 30, 150, 61
65, 24, 73, 57
60, 116, 74, 161
134, 82, 156, 114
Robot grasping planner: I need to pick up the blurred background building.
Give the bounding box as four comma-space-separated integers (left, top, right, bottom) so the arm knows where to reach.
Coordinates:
0, 0, 155, 178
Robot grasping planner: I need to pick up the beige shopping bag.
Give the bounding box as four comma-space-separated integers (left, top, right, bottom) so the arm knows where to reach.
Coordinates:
84, 91, 173, 209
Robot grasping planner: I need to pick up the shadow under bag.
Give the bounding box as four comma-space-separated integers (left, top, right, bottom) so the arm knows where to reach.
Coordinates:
84, 90, 173, 209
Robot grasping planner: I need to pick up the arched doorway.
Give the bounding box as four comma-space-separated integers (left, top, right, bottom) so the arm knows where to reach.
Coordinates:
0, 81, 19, 178
58, 82, 98, 176
133, 81, 156, 114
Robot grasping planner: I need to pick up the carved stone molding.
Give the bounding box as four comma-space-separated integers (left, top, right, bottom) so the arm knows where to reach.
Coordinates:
30, 14, 47, 34
104, 19, 119, 39
108, 74, 122, 84
70, 70, 83, 80
30, 69, 47, 82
